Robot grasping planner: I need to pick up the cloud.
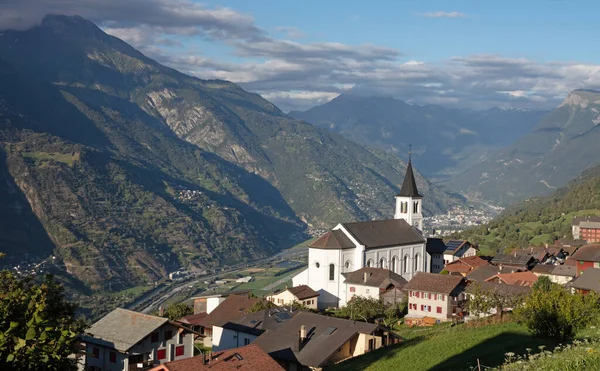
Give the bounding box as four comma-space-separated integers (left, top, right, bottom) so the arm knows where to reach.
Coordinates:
3, 1, 599, 112
275, 26, 306, 39
417, 11, 469, 18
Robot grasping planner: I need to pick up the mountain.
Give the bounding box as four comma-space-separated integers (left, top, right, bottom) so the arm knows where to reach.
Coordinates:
0, 15, 460, 291
290, 94, 547, 178
449, 90, 600, 204
455, 161, 600, 254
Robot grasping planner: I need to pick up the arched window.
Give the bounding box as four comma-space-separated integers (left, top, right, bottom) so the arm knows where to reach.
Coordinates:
329, 264, 335, 281
413, 201, 419, 213
414, 253, 420, 271
391, 256, 398, 273
366, 259, 373, 267
379, 257, 387, 268
315, 262, 320, 268
403, 255, 408, 273
401, 202, 408, 214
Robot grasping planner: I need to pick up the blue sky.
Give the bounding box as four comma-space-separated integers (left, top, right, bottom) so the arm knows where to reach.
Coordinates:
4, 0, 600, 111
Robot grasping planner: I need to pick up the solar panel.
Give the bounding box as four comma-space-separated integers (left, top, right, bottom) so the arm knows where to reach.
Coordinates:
445, 240, 463, 252
324, 326, 337, 335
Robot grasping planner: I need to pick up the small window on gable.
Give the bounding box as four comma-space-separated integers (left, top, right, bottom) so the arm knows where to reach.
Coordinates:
109, 351, 116, 363
175, 345, 185, 357
329, 264, 335, 281
151, 332, 159, 343
92, 347, 99, 359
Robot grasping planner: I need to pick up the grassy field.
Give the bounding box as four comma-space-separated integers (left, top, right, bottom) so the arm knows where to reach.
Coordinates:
329, 320, 556, 371
22, 151, 80, 166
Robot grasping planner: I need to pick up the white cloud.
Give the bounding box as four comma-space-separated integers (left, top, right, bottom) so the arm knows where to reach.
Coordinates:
417, 11, 469, 18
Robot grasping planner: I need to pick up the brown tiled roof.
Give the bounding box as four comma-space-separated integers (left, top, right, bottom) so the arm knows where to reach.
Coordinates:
341, 219, 425, 249
465, 281, 531, 296
287, 285, 319, 300
557, 239, 587, 249
253, 312, 392, 368
551, 264, 577, 277
444, 265, 472, 274
197, 295, 261, 328
514, 249, 548, 262
342, 267, 408, 288
491, 253, 534, 267
309, 230, 354, 249
532, 264, 555, 274
568, 268, 600, 293
445, 256, 489, 274
485, 271, 538, 287
218, 308, 301, 336
466, 265, 509, 283
403, 272, 465, 295
573, 216, 600, 227
150, 344, 284, 371
571, 244, 600, 263
179, 312, 208, 326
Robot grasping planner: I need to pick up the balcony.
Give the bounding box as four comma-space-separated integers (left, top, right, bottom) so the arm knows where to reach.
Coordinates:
128, 359, 155, 371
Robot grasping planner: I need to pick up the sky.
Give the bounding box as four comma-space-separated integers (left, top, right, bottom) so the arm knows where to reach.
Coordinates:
2, 0, 600, 112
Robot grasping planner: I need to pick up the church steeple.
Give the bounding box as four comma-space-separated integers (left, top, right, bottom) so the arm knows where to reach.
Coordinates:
394, 145, 423, 230
397, 146, 422, 198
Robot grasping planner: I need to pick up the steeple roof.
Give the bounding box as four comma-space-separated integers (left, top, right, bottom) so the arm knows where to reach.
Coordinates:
397, 155, 422, 198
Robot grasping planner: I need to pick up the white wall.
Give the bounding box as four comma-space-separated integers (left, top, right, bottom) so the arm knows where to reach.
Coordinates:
406, 290, 463, 322
206, 297, 226, 314
305, 247, 344, 309
343, 283, 380, 307
212, 326, 258, 351
364, 243, 429, 281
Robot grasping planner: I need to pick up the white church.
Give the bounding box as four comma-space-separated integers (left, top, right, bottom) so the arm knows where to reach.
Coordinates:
293, 155, 437, 309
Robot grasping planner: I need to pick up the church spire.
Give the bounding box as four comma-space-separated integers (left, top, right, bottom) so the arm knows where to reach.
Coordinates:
397, 145, 422, 198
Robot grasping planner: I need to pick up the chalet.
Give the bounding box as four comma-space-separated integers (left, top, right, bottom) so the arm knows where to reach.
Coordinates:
485, 271, 538, 287
443, 240, 478, 265
266, 285, 319, 309
343, 267, 408, 305
570, 244, 600, 275
568, 268, 600, 295
211, 307, 300, 351
403, 273, 467, 323
443, 256, 489, 276
79, 308, 197, 371
490, 253, 535, 271
572, 216, 600, 243
147, 344, 284, 371
532, 264, 577, 284
426, 238, 447, 273
252, 312, 400, 370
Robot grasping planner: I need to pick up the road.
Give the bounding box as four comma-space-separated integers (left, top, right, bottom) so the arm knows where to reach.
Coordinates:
137, 246, 308, 314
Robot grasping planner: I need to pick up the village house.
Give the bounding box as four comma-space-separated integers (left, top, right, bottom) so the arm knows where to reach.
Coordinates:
464, 281, 530, 319
252, 312, 400, 370
293, 155, 437, 309
466, 265, 514, 283
490, 253, 536, 271
343, 267, 408, 305
403, 273, 467, 324
443, 255, 489, 276
211, 307, 300, 352
79, 308, 197, 371
426, 238, 447, 273
569, 244, 600, 275
572, 216, 600, 243
442, 240, 478, 265
485, 271, 539, 287
190, 290, 252, 315
568, 268, 600, 295
266, 285, 319, 309
147, 344, 284, 371
532, 264, 577, 284
188, 293, 263, 347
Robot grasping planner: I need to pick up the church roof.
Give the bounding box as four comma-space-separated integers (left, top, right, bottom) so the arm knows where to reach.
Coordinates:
342, 219, 425, 249
342, 267, 408, 288
309, 230, 355, 249
397, 159, 422, 198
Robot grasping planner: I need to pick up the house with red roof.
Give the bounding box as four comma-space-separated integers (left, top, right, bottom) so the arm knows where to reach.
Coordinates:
444, 256, 489, 276
484, 271, 538, 287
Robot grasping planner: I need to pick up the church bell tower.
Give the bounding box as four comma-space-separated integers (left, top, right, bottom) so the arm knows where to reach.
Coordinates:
394, 146, 423, 230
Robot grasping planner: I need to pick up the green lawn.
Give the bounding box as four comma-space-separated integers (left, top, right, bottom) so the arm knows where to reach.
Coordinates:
22, 151, 80, 166
328, 321, 555, 371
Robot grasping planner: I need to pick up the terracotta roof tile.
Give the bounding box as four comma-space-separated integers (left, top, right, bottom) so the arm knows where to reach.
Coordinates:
403, 272, 465, 295
179, 312, 208, 326
287, 285, 319, 300
309, 230, 354, 249
485, 271, 538, 287
571, 244, 600, 263
150, 344, 284, 371
197, 295, 262, 328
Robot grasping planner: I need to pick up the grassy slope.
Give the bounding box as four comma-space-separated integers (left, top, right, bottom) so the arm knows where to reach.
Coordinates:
329, 321, 555, 371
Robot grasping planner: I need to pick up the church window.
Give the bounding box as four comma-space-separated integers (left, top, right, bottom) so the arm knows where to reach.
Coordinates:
391, 256, 398, 273
366, 259, 373, 267
379, 258, 386, 268
329, 264, 335, 281
413, 201, 419, 214
403, 255, 408, 273
344, 260, 351, 269
315, 262, 320, 268
414, 253, 420, 271
401, 202, 408, 214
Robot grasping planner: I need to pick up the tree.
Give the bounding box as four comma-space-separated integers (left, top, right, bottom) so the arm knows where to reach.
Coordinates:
514, 284, 600, 341
0, 271, 86, 371
466, 282, 527, 319
337, 297, 387, 323
248, 300, 277, 313
160, 302, 194, 321
532, 275, 552, 292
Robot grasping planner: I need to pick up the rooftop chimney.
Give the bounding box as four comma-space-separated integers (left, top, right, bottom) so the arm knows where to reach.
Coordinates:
363, 272, 368, 283
514, 250, 517, 257
300, 325, 307, 341
158, 306, 165, 317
